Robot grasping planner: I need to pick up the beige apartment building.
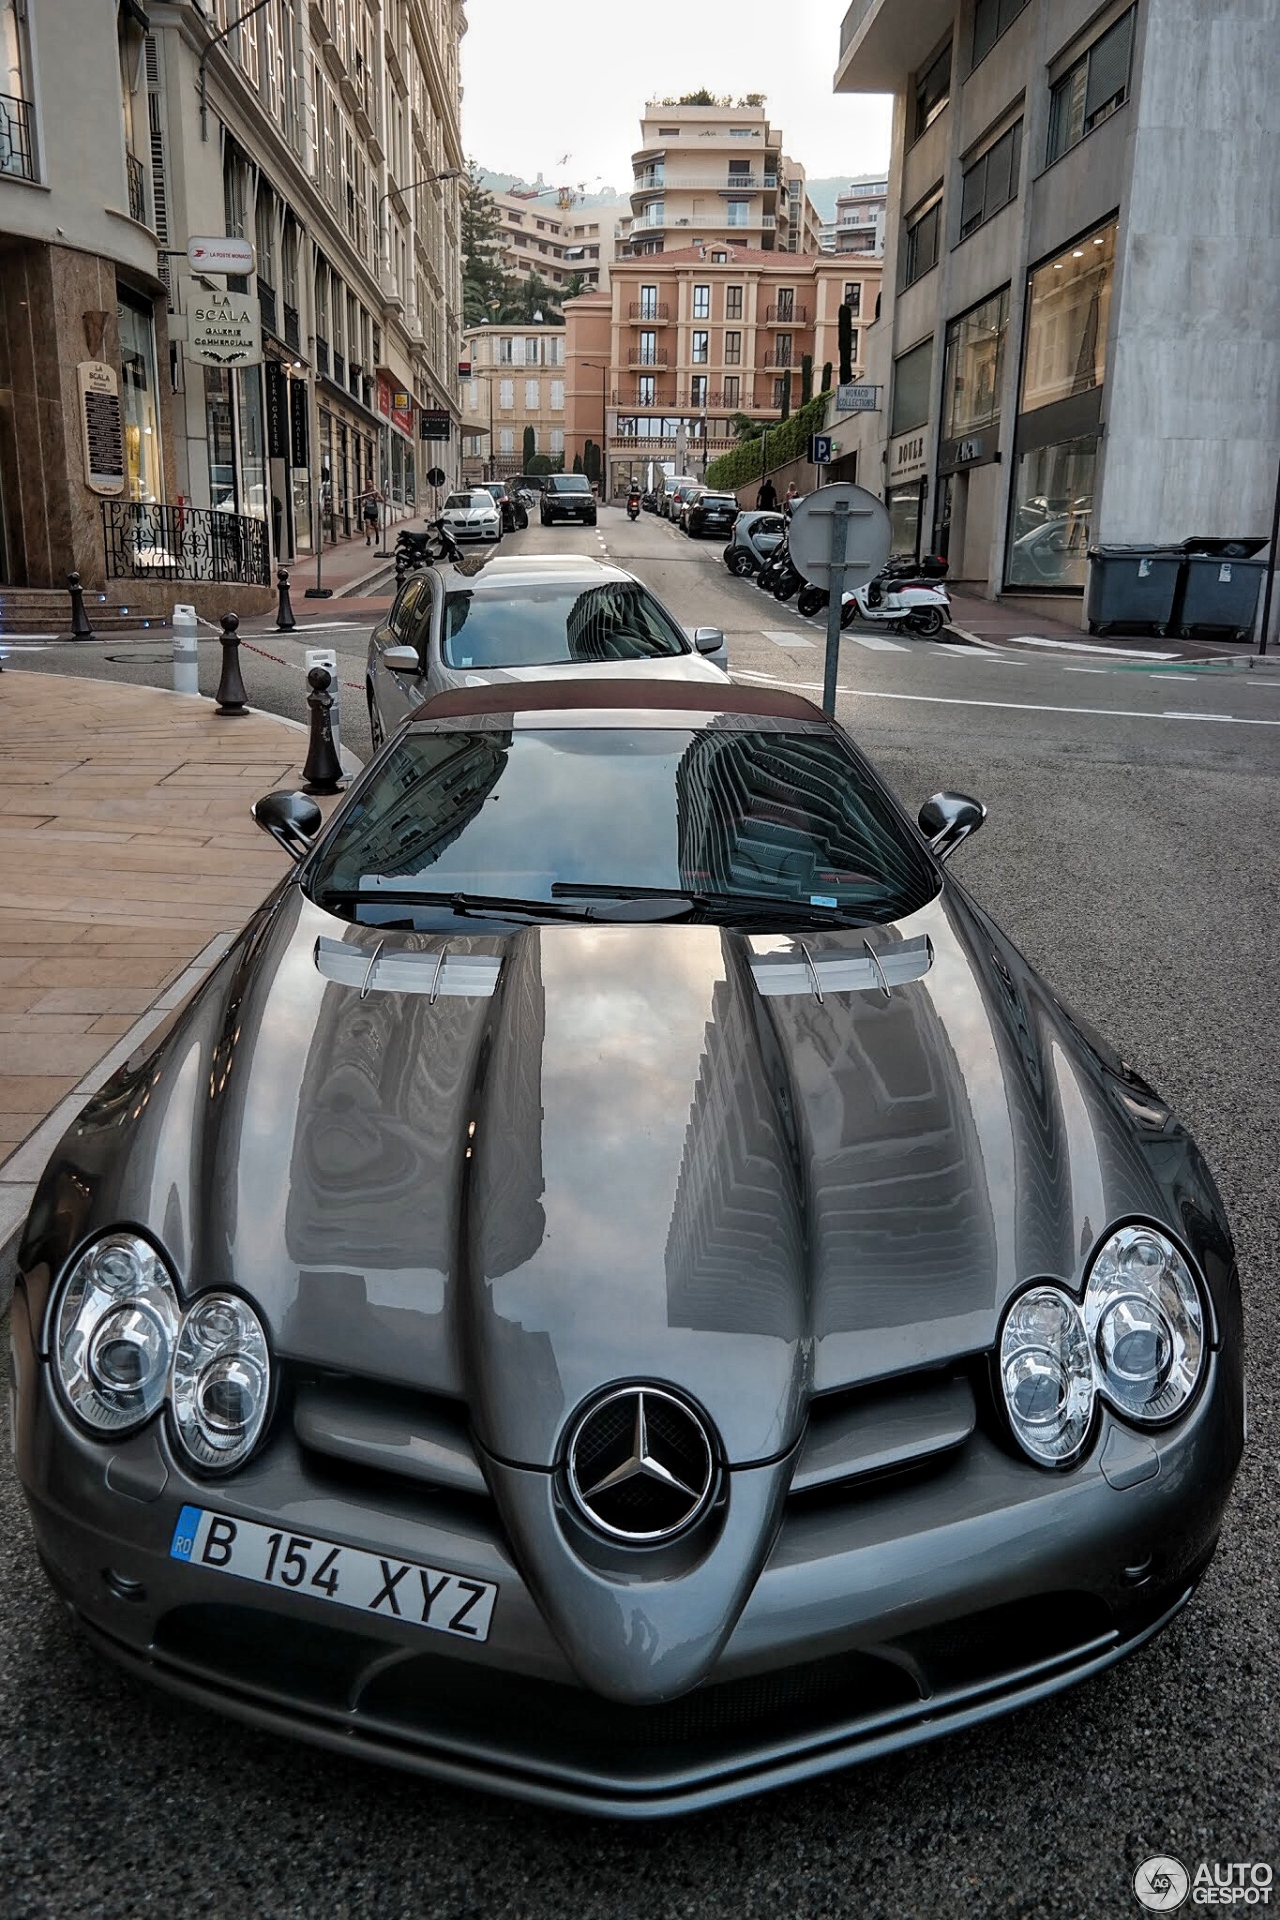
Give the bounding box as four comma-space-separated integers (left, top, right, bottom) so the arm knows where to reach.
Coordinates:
0, 0, 464, 602
566, 244, 882, 497
459, 321, 567, 479
625, 101, 821, 259
487, 189, 631, 292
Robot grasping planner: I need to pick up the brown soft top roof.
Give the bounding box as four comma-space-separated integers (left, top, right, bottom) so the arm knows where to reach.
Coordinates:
411, 679, 825, 724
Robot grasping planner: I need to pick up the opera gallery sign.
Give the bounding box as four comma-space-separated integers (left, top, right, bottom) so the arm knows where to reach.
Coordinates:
187, 288, 262, 368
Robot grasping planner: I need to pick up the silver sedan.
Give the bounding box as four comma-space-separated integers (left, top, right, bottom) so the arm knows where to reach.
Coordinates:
365, 555, 729, 746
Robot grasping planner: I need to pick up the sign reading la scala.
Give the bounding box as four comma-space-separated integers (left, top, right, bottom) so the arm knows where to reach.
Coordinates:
188, 289, 263, 369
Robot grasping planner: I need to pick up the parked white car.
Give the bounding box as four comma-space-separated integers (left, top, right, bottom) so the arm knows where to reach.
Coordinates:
439, 488, 503, 544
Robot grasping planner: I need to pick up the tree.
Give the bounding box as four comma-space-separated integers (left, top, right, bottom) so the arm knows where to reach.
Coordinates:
522, 424, 536, 467
821, 360, 833, 393
527, 451, 552, 474
677, 89, 725, 106
461, 165, 507, 327
583, 439, 601, 486
838, 303, 854, 385
800, 354, 813, 406
562, 271, 589, 299
729, 411, 765, 442
572, 452, 583, 473
779, 373, 792, 420
500, 272, 562, 324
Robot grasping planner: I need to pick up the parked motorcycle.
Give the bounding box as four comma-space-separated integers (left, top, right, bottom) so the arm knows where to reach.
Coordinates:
394, 516, 464, 581
841, 557, 951, 636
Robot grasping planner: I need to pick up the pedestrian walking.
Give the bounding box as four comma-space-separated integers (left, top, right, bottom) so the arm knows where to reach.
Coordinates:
361, 485, 382, 547
756, 475, 778, 511
783, 482, 799, 521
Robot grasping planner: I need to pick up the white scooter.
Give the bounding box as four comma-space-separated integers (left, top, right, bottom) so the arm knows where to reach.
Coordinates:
839, 565, 951, 638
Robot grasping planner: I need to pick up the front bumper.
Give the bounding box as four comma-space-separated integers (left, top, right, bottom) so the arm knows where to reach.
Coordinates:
12, 1282, 1241, 1818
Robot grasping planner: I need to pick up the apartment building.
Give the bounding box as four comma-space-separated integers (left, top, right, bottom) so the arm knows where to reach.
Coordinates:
566, 244, 882, 497
833, 0, 1280, 611
0, 0, 464, 597
487, 189, 631, 292
459, 320, 567, 478
625, 101, 821, 259
833, 175, 888, 255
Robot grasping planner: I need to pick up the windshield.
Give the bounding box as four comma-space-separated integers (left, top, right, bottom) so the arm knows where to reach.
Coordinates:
445, 492, 485, 510
441, 581, 687, 668
700, 495, 737, 508
308, 725, 938, 927
552, 476, 591, 493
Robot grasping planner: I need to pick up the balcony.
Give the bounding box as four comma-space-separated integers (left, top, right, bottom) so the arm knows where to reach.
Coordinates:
654, 173, 778, 192
628, 348, 669, 368
283, 304, 301, 352
126, 151, 148, 225
763, 352, 794, 369
764, 303, 808, 325
629, 301, 670, 321
258, 278, 278, 337
836, 0, 950, 92
315, 334, 330, 377
0, 92, 34, 182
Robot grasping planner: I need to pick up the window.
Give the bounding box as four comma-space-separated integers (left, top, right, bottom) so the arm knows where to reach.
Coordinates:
1020, 219, 1116, 413
1007, 436, 1096, 588
724, 330, 742, 365
525, 379, 539, 410
942, 288, 1009, 440
711, 250, 728, 263
723, 375, 740, 407
545, 337, 564, 366
725, 285, 743, 319
775, 287, 794, 321
903, 194, 942, 286
467, 381, 479, 412
639, 330, 658, 365
644, 200, 665, 228
117, 285, 162, 503
499, 379, 514, 410
913, 42, 951, 142
772, 376, 790, 408
848, 329, 859, 363
690, 374, 708, 407
774, 333, 792, 367
972, 0, 1029, 65
844, 282, 861, 316
550, 379, 565, 410
550, 428, 564, 454
959, 121, 1022, 239
638, 374, 656, 405
640, 283, 659, 318
726, 200, 750, 228
524, 338, 539, 365
691, 330, 709, 364
693, 283, 710, 319
499, 429, 514, 455
1047, 8, 1135, 164
497, 337, 514, 364
891, 338, 933, 435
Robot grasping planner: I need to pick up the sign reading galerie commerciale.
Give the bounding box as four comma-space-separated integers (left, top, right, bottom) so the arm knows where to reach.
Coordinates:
77, 361, 125, 496
187, 289, 263, 368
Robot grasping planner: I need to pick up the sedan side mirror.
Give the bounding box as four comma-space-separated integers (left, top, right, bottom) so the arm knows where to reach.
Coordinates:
693, 626, 724, 654
253, 790, 323, 860
381, 644, 422, 673
919, 790, 986, 860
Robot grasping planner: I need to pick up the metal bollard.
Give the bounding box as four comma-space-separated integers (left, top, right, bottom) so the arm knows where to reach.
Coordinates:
214, 611, 249, 715
304, 646, 340, 762
275, 566, 297, 632
68, 571, 95, 640
302, 666, 343, 794
172, 603, 199, 696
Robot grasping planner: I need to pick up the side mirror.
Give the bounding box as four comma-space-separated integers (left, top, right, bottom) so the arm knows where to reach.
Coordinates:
381, 644, 422, 672
919, 791, 986, 861
253, 790, 323, 860
693, 626, 724, 654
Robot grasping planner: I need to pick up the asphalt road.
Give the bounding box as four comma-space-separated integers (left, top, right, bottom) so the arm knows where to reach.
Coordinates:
2, 509, 1277, 1916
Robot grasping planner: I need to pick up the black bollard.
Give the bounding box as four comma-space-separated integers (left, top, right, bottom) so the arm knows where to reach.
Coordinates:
275, 566, 296, 632
68, 571, 95, 640
302, 666, 343, 794
214, 611, 249, 715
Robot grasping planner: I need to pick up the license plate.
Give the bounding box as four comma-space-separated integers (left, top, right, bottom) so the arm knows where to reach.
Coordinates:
169, 1505, 498, 1642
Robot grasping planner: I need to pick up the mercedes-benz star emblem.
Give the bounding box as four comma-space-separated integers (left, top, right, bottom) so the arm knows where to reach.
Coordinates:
567, 1386, 716, 1542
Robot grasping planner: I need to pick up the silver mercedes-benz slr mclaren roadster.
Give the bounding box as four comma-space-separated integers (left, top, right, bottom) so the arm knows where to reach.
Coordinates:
11, 680, 1243, 1818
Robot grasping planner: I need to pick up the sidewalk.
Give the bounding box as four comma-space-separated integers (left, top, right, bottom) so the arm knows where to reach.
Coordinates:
0, 670, 348, 1261
947, 587, 1258, 663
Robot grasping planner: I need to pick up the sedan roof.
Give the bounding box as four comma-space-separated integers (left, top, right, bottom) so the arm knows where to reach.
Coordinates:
438, 555, 631, 594
412, 679, 824, 724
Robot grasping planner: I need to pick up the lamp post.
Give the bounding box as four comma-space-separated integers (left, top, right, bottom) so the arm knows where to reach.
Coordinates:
581, 361, 609, 496
377, 168, 461, 281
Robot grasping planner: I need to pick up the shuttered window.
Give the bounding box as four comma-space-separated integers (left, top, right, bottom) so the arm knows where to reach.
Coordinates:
1047, 8, 1136, 163
959, 121, 1022, 239
972, 0, 1029, 67
902, 194, 942, 287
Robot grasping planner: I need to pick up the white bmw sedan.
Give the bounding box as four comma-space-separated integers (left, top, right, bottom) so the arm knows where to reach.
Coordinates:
439, 488, 503, 544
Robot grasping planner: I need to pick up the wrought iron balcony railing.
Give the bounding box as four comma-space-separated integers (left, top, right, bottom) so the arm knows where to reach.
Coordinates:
629, 302, 670, 321
102, 501, 269, 587
765, 303, 808, 325
0, 92, 35, 181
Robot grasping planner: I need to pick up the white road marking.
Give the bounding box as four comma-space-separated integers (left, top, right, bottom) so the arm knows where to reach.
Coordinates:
1162, 710, 1235, 721
1002, 632, 1177, 660
848, 631, 909, 651
763, 630, 817, 649
1064, 666, 1110, 674
732, 669, 1272, 726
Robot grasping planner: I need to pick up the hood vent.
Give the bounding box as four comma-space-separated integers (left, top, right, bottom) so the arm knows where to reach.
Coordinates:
750, 933, 932, 1002
791, 1372, 975, 1497
315, 937, 502, 1000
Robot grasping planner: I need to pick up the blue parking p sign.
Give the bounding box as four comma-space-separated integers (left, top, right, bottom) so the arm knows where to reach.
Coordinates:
810, 434, 833, 465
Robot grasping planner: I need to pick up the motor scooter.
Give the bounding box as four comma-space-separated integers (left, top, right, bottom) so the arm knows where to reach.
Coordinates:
394, 516, 463, 581
840, 560, 950, 637
627, 491, 641, 522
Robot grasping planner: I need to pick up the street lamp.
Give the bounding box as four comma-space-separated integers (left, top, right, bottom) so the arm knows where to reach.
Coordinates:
581, 361, 609, 496
377, 168, 462, 280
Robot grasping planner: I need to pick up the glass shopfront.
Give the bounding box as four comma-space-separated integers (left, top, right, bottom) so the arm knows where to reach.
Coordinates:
116, 285, 162, 503
1007, 434, 1096, 588
941, 288, 1008, 446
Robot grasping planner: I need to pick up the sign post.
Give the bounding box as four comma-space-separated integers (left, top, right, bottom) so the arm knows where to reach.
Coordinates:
786, 484, 893, 718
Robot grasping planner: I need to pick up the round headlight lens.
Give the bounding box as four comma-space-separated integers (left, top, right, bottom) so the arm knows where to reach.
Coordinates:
1084, 1225, 1204, 1422
54, 1233, 179, 1434
999, 1286, 1094, 1466
170, 1292, 270, 1471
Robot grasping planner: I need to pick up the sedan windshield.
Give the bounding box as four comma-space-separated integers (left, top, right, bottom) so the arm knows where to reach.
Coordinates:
308, 725, 938, 927
445, 492, 487, 511
441, 581, 688, 668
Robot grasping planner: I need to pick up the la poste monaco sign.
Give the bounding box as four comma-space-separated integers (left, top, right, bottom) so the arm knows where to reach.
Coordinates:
187, 235, 256, 274
187, 289, 263, 369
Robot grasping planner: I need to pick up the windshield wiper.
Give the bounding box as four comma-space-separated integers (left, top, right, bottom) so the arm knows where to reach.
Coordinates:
317, 888, 598, 923
550, 883, 873, 926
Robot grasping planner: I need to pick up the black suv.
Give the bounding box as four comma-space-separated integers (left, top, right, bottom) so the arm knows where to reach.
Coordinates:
540, 474, 597, 527
480, 481, 529, 533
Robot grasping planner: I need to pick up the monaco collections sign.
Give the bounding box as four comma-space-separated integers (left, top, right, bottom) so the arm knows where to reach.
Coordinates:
187, 289, 263, 368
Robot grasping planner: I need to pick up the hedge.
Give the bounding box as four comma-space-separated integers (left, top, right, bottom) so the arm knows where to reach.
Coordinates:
704, 394, 827, 491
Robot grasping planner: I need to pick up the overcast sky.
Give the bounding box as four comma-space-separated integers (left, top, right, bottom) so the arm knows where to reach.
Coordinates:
460, 0, 891, 200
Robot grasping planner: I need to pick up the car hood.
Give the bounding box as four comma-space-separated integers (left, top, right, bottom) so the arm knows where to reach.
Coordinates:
26, 881, 1186, 1474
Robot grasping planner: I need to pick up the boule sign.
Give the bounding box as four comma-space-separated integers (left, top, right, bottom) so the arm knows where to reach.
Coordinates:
187, 289, 262, 369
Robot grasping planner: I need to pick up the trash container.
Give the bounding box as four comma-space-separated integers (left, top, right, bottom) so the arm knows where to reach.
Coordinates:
1172, 537, 1268, 641
1086, 546, 1182, 635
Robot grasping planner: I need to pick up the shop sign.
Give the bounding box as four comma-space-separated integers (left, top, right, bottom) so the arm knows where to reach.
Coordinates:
78, 361, 125, 496
289, 381, 309, 469
265, 361, 289, 460
377, 376, 392, 418
889, 429, 928, 483
419, 410, 452, 441
836, 383, 879, 413
187, 289, 262, 368
187, 235, 256, 275
938, 430, 997, 474
392, 390, 410, 412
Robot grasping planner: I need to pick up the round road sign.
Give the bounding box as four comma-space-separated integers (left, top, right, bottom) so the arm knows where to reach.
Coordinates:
426, 466, 447, 488
787, 483, 891, 589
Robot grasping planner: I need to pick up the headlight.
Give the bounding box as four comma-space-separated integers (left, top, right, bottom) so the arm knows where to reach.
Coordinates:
55, 1232, 180, 1435
1084, 1225, 1204, 1423
1000, 1287, 1095, 1466
170, 1292, 271, 1472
